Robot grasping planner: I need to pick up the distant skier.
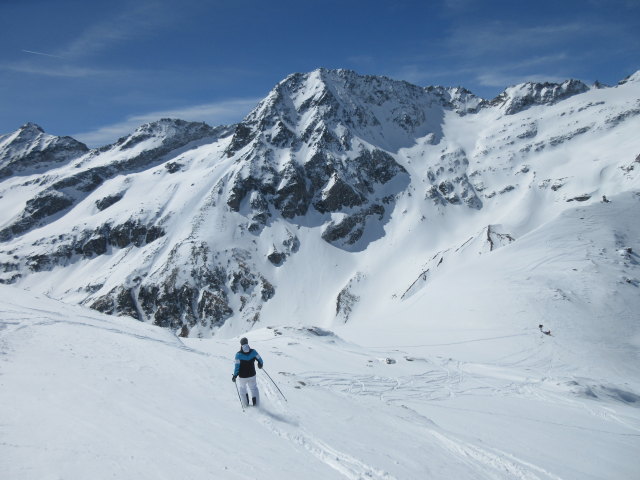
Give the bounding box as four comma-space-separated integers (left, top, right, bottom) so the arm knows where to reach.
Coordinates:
538, 324, 552, 336
232, 337, 263, 407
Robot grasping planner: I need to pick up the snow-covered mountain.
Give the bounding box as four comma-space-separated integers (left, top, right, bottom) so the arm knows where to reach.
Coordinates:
0, 68, 638, 339
1, 68, 639, 480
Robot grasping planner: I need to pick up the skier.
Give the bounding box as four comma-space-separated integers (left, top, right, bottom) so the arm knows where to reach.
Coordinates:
232, 337, 263, 407
538, 324, 552, 336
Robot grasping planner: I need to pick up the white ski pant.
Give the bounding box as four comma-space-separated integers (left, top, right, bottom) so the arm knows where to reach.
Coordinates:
237, 375, 259, 406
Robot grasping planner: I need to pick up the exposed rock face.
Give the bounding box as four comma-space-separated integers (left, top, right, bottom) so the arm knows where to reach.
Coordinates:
95, 192, 125, 211
336, 273, 365, 323
18, 219, 166, 273
89, 245, 274, 334
321, 204, 386, 249
227, 148, 406, 225
425, 149, 482, 209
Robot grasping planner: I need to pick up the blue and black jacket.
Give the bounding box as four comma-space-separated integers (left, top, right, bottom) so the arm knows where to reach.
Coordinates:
234, 348, 263, 378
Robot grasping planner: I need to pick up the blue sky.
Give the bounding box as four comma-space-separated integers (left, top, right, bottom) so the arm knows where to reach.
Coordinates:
1, 0, 638, 146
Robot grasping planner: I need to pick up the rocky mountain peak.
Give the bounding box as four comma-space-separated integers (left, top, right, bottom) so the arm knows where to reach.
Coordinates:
0, 123, 88, 179
490, 79, 590, 114
230, 68, 449, 157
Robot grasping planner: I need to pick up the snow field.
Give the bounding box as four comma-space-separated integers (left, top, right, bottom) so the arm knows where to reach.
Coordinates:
2, 273, 639, 479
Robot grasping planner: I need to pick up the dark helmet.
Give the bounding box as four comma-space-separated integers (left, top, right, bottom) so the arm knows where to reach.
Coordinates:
240, 337, 248, 345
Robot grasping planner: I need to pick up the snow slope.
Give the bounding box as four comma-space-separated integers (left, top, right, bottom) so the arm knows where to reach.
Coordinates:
2, 193, 639, 480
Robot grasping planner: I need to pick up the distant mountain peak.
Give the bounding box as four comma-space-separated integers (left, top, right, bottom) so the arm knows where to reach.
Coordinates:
109, 118, 221, 152
0, 123, 88, 179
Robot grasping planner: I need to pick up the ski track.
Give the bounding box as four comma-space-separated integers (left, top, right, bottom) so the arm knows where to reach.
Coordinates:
394, 406, 564, 480
256, 376, 397, 480
298, 366, 640, 436
428, 430, 559, 480
262, 422, 397, 480
260, 360, 563, 480
261, 366, 565, 480
287, 346, 640, 479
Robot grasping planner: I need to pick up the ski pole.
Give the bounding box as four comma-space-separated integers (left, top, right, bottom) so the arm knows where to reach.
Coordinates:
262, 368, 288, 402
234, 381, 245, 412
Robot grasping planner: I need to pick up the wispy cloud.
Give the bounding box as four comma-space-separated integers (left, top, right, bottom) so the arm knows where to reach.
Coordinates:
391, 53, 576, 96
3, 61, 114, 78
8, 0, 176, 79
390, 65, 476, 86
391, 16, 622, 94
444, 22, 593, 60
73, 98, 261, 147
22, 49, 64, 59
473, 54, 572, 87
58, 0, 172, 59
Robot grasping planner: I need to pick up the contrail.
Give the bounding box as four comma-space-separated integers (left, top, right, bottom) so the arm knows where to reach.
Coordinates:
22, 49, 64, 59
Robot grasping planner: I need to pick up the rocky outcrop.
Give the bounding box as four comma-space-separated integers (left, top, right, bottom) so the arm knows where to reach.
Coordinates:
425, 149, 482, 209
401, 225, 516, 299
95, 192, 125, 211
226, 145, 408, 249
485, 225, 515, 251
424, 86, 485, 114
89, 245, 275, 335
267, 231, 300, 266
1, 191, 74, 240
17, 219, 166, 273
336, 272, 365, 323
321, 204, 385, 249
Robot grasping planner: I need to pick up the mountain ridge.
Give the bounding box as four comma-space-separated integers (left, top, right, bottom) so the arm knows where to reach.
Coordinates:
0, 68, 638, 338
